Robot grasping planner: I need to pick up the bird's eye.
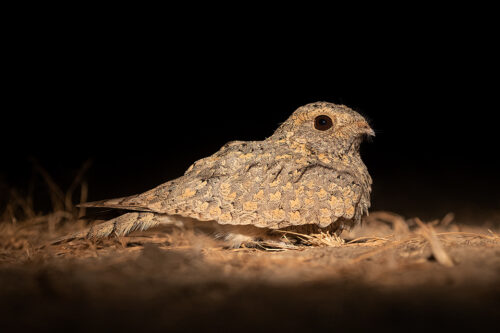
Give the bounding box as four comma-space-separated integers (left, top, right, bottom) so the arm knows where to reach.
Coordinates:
314, 115, 333, 131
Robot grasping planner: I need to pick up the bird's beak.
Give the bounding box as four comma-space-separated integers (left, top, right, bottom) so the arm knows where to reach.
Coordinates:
365, 127, 376, 137
355, 121, 375, 137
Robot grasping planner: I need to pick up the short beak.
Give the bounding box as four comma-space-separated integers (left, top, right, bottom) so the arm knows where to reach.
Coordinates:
365, 127, 376, 137
355, 121, 375, 137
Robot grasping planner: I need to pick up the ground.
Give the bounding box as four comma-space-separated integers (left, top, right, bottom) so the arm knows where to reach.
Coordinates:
0, 210, 499, 332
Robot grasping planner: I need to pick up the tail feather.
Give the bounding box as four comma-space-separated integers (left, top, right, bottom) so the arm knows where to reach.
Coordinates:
77, 195, 154, 212
52, 212, 171, 244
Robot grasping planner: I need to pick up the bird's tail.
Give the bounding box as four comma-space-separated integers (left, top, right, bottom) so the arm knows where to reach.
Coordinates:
51, 212, 173, 244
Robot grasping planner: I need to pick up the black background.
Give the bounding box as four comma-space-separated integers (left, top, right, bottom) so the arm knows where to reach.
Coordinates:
2, 16, 499, 223
2, 9, 499, 333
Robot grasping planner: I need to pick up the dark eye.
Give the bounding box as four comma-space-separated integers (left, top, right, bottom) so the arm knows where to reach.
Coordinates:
314, 115, 333, 131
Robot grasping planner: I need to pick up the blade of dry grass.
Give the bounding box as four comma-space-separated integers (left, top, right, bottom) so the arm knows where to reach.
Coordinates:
79, 181, 88, 217
487, 229, 499, 239
65, 159, 92, 211
347, 236, 391, 244
437, 231, 499, 241
440, 212, 455, 226
367, 211, 410, 238
415, 218, 454, 267
277, 230, 345, 247
30, 158, 66, 211
350, 239, 409, 263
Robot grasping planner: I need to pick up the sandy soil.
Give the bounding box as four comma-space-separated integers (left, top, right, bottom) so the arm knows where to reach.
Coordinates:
1, 211, 499, 332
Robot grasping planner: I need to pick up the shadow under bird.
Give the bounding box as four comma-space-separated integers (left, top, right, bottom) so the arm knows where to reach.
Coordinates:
57, 102, 375, 248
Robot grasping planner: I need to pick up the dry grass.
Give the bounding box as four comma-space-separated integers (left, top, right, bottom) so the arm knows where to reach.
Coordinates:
1, 198, 499, 288
1, 168, 499, 331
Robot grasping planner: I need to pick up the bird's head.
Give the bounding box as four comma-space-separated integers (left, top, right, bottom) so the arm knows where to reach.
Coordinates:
272, 102, 374, 156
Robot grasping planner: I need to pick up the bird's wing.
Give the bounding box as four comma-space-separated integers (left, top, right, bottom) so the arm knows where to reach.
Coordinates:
179, 151, 371, 230
79, 140, 371, 230
77, 140, 261, 214
152, 140, 370, 230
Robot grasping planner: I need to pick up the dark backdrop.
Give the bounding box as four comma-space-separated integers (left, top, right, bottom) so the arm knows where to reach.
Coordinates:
2, 30, 499, 223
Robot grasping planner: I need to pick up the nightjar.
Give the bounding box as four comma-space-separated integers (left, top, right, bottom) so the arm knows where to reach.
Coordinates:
60, 102, 374, 247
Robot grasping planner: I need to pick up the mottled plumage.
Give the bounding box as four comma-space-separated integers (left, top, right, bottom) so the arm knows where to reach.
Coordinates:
60, 102, 374, 247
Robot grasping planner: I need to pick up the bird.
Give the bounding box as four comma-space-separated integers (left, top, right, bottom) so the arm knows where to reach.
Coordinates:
58, 102, 374, 248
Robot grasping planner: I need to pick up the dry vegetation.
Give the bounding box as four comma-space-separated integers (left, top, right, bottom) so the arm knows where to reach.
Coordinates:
1, 166, 499, 331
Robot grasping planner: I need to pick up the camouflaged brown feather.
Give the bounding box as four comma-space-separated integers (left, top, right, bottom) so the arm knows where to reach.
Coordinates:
66, 102, 374, 242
